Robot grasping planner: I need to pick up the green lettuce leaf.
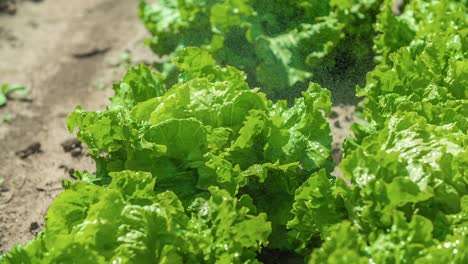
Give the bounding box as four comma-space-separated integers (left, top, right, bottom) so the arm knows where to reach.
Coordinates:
287, 169, 347, 252
0, 171, 270, 263
308, 221, 368, 264
358, 31, 467, 131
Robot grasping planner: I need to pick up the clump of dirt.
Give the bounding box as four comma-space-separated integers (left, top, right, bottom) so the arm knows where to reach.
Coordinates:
0, 0, 43, 15
61, 138, 84, 158
15, 142, 43, 159
0, 0, 17, 14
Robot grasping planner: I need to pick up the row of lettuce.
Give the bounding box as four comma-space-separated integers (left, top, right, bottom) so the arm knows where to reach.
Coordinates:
138, 0, 382, 101
315, 0, 467, 262
1, 0, 467, 263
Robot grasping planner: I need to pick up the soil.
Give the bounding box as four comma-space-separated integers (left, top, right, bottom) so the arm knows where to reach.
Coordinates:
0, 0, 154, 253
0, 0, 358, 254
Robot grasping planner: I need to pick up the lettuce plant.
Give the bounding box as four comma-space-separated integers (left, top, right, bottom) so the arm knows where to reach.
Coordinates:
0, 48, 334, 261
139, 0, 380, 100
288, 112, 467, 262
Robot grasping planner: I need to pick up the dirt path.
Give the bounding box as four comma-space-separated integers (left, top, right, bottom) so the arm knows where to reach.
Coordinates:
0, 0, 154, 252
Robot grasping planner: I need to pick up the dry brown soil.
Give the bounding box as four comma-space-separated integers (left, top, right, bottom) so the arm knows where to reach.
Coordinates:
0, 0, 357, 253
0, 0, 155, 252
